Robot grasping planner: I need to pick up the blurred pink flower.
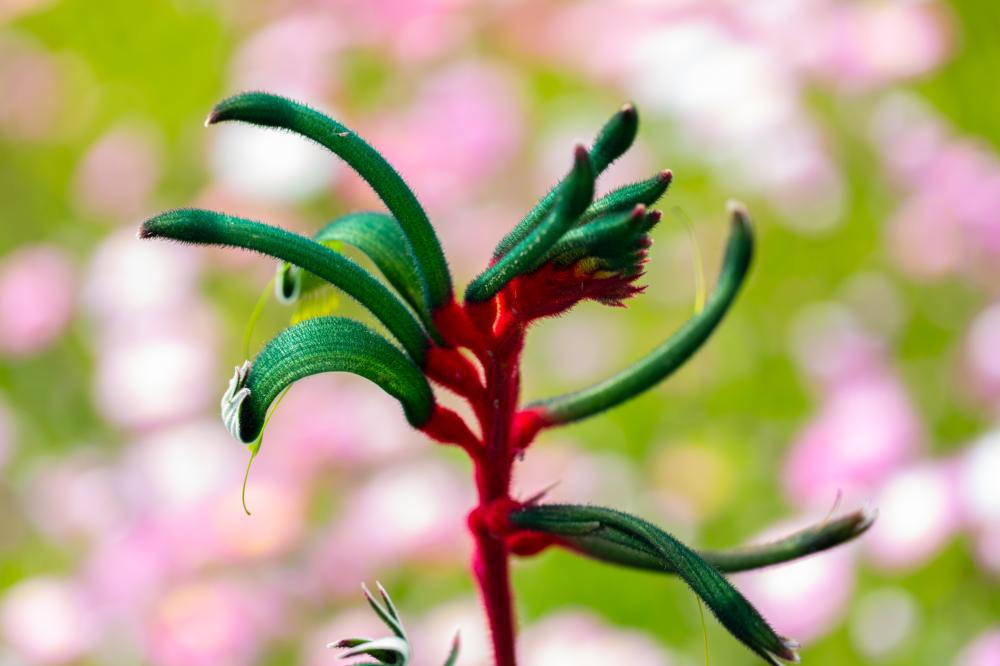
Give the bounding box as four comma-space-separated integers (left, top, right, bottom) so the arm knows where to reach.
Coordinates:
230, 12, 343, 102
304, 607, 390, 666
736, 516, 858, 643
258, 374, 416, 480
84, 522, 173, 619
512, 1, 850, 229
848, 587, 919, 659
955, 629, 1000, 666
93, 326, 219, 431
974, 527, 1000, 576
26, 451, 124, 545
0, 0, 56, 23
963, 305, 1000, 410
411, 598, 492, 666
519, 612, 672, 666
0, 576, 100, 664
83, 228, 203, 323
119, 420, 243, 513
352, 62, 524, 212
531, 309, 626, 383
206, 479, 306, 562
784, 378, 921, 507
0, 35, 66, 140
209, 121, 339, 205
872, 94, 1000, 284
311, 460, 472, 595
808, 3, 950, 91
338, 460, 471, 562
326, 0, 472, 63
785, 307, 921, 506
958, 431, 1000, 529
0, 244, 75, 357
865, 461, 963, 571
73, 124, 162, 221
514, 441, 642, 509
146, 580, 265, 666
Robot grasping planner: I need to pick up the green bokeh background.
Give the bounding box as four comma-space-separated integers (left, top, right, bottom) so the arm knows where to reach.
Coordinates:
2, 1, 999, 664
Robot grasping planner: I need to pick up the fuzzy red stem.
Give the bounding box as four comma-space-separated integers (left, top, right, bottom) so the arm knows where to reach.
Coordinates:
472, 327, 523, 666
429, 293, 534, 666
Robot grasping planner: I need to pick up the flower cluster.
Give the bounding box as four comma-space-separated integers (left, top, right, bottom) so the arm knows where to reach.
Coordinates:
139, 92, 875, 666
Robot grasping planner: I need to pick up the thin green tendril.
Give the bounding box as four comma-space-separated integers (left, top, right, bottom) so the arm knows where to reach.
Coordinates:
674, 207, 706, 315
696, 594, 710, 666
241, 385, 291, 515
243, 276, 277, 360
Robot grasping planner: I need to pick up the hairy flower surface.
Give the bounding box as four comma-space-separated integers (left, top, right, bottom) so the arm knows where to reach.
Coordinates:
140, 91, 874, 666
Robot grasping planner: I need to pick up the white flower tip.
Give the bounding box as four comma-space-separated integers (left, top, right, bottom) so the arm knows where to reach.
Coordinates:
221, 361, 252, 442
727, 199, 750, 219
858, 502, 879, 531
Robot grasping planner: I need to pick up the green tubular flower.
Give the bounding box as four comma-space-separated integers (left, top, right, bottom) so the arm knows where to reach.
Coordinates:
274, 211, 436, 336
465, 145, 595, 304
509, 504, 801, 666
519, 505, 875, 574
140, 208, 430, 364
208, 91, 453, 309
573, 170, 673, 228
492, 103, 638, 259
220, 317, 434, 446
526, 202, 753, 425
544, 206, 660, 268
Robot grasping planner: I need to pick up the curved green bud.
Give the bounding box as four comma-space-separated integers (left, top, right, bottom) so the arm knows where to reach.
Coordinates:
208, 92, 452, 309
221, 317, 434, 445
528, 202, 753, 425
275, 212, 436, 336
703, 506, 876, 573
140, 208, 429, 364
510, 504, 800, 666
544, 207, 656, 266
493, 103, 639, 258
314, 212, 429, 318
575, 170, 672, 227
466, 146, 595, 303
529, 506, 875, 574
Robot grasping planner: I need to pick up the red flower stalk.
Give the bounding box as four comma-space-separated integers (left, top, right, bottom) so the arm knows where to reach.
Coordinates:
140, 92, 874, 666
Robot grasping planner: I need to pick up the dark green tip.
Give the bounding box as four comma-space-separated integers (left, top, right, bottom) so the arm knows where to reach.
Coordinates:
465, 145, 595, 303
206, 91, 453, 309
140, 208, 430, 364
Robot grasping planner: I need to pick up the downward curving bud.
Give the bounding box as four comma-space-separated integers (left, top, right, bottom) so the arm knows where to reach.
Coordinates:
509, 504, 800, 666
220, 317, 434, 447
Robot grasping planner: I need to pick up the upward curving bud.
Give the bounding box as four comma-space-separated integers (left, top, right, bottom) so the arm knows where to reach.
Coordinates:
493, 103, 641, 259
465, 145, 595, 304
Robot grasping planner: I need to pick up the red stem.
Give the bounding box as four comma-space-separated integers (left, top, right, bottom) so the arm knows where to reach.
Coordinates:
472, 332, 522, 666
433, 299, 529, 666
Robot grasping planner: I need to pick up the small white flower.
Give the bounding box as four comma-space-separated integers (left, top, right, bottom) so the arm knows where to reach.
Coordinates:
221, 361, 252, 442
